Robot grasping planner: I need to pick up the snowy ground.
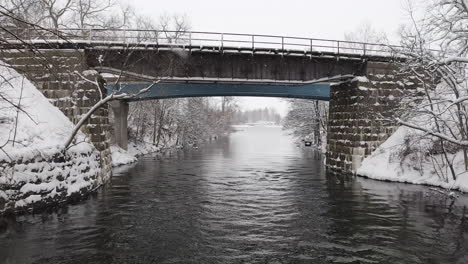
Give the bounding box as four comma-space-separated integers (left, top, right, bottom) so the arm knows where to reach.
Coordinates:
232, 121, 282, 128
0, 62, 93, 162
358, 126, 468, 193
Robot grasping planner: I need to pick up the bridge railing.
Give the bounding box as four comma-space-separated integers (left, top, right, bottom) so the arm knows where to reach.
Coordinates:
5, 28, 403, 57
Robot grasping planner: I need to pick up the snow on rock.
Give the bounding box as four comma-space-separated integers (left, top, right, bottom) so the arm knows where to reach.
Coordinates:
358, 126, 468, 192
111, 145, 137, 166
353, 76, 369, 83
111, 142, 160, 167
0, 60, 101, 214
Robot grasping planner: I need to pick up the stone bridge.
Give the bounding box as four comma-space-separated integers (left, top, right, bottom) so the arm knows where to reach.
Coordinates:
0, 29, 414, 174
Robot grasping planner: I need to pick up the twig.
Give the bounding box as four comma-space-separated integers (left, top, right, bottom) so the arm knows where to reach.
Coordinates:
12, 76, 25, 146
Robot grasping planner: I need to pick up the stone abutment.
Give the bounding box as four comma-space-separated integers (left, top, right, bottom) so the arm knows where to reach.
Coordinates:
326, 61, 415, 173
0, 49, 112, 182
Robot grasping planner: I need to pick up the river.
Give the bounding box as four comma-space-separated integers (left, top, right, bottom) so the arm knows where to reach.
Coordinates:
1, 125, 468, 263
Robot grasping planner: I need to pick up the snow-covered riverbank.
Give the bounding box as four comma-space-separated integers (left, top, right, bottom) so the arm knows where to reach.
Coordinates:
111, 143, 160, 167
110, 135, 224, 167
358, 126, 468, 193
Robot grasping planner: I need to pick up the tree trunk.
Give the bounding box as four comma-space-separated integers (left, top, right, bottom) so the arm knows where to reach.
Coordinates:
152, 102, 158, 144
156, 102, 165, 147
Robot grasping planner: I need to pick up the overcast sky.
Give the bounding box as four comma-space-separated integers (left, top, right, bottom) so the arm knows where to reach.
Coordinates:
132, 0, 409, 115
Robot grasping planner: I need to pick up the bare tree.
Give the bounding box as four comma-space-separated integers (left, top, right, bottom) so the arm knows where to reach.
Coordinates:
39, 0, 74, 29
69, 0, 115, 28
158, 13, 191, 43
344, 22, 388, 44
284, 99, 328, 150
390, 0, 468, 181
1, 0, 47, 27
1, 0, 134, 31
343, 22, 388, 54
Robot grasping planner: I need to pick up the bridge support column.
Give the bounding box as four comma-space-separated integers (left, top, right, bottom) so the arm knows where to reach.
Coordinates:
111, 101, 129, 150
326, 62, 408, 173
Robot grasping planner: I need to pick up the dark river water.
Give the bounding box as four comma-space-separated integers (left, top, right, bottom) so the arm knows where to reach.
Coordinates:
2, 125, 468, 264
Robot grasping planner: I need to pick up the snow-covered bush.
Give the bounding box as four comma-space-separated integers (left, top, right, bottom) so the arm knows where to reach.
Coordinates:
360, 0, 468, 185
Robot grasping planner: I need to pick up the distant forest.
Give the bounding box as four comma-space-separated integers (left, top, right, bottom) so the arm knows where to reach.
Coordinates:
232, 108, 282, 125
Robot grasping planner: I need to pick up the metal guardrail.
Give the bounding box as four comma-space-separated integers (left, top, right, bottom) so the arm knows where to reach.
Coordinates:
4, 28, 403, 57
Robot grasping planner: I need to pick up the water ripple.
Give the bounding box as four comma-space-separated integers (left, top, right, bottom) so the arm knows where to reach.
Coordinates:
1, 126, 468, 263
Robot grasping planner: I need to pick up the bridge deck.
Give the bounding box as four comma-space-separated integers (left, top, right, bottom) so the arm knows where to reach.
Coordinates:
1, 28, 401, 63
1, 41, 397, 64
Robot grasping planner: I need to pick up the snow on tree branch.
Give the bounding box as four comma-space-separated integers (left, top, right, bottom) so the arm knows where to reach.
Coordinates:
63, 72, 157, 150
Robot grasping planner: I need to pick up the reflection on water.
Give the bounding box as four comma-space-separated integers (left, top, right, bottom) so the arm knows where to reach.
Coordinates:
1, 125, 468, 263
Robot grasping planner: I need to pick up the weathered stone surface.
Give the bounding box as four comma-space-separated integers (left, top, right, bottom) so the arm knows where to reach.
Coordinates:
0, 149, 100, 215
326, 63, 406, 174
0, 49, 112, 182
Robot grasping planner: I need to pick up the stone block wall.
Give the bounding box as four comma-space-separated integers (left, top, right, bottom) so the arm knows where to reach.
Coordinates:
0, 49, 112, 183
0, 147, 100, 214
326, 61, 416, 173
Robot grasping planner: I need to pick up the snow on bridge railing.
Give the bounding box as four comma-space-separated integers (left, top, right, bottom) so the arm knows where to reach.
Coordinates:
5, 28, 404, 57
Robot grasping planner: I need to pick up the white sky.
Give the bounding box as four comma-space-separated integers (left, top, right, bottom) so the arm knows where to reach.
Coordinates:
131, 0, 409, 116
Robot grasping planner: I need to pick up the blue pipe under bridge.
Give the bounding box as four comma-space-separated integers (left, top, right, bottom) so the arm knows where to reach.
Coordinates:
106, 82, 331, 101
